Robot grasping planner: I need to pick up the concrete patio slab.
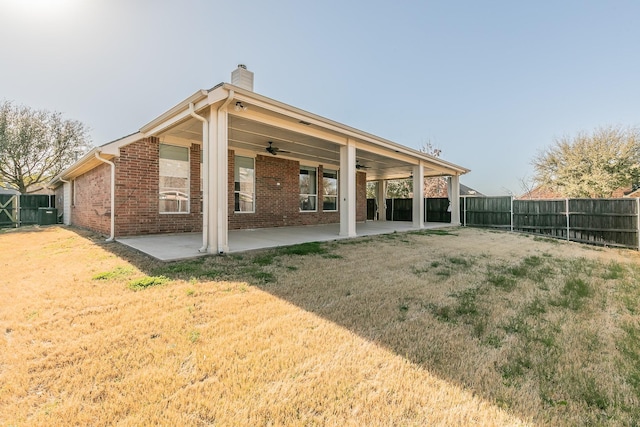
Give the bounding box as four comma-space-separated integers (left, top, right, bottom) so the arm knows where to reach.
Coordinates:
117, 221, 453, 261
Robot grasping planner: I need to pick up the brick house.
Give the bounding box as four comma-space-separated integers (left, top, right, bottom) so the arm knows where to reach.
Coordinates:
50, 66, 469, 254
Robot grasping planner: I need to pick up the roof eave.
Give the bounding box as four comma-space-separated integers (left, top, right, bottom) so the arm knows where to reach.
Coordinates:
221, 84, 470, 175
140, 89, 210, 134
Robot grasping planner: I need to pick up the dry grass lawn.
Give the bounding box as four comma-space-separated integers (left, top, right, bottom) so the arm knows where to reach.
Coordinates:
1, 225, 639, 426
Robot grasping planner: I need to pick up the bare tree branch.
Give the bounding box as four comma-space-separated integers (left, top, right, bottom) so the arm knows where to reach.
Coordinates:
0, 101, 92, 193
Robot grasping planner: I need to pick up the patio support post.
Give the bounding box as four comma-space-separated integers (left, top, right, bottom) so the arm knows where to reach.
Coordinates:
376, 179, 386, 221
412, 164, 424, 229
216, 108, 230, 254
203, 90, 234, 254
339, 139, 356, 237
206, 108, 219, 254
449, 175, 461, 225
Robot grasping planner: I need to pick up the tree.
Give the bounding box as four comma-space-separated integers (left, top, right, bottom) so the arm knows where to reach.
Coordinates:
532, 126, 640, 198
0, 101, 91, 193
368, 141, 449, 199
421, 141, 448, 197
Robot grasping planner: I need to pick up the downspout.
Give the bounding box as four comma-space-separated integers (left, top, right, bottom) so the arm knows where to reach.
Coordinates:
94, 152, 116, 242
189, 102, 209, 253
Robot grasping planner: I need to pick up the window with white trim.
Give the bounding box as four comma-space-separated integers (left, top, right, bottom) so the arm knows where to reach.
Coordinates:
322, 169, 338, 211
159, 144, 190, 213
234, 155, 255, 212
299, 166, 317, 211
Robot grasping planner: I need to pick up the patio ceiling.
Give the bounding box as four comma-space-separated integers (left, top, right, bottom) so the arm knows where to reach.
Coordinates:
158, 106, 444, 181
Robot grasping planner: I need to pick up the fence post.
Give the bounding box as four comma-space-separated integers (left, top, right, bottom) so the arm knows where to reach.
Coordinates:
463, 196, 467, 226
391, 198, 394, 221
565, 198, 570, 241
510, 196, 514, 232
16, 195, 21, 228
637, 198, 640, 251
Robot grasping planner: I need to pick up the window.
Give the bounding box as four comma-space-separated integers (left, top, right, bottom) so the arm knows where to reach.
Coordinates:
234, 156, 255, 212
299, 166, 317, 211
159, 144, 190, 213
322, 169, 338, 211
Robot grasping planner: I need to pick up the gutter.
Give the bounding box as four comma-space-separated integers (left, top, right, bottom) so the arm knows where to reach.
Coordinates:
94, 152, 116, 242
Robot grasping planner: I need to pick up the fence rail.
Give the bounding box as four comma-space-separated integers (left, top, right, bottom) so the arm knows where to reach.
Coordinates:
373, 196, 640, 249
463, 196, 640, 250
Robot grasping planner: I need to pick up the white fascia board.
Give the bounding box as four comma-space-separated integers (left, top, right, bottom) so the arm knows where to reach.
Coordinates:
100, 132, 144, 156
140, 89, 209, 134
220, 84, 470, 175
49, 147, 102, 186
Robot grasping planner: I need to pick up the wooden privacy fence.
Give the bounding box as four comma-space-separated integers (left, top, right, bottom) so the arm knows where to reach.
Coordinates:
461, 196, 640, 249
378, 198, 452, 222
0, 194, 56, 228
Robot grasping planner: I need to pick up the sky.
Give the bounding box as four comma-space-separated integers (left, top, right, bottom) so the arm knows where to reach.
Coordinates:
1, 0, 639, 195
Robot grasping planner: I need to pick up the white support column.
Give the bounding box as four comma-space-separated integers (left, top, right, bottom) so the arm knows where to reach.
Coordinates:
339, 139, 357, 237
63, 182, 71, 225
216, 108, 229, 253
206, 108, 219, 254
376, 179, 386, 221
412, 164, 424, 229
449, 175, 461, 225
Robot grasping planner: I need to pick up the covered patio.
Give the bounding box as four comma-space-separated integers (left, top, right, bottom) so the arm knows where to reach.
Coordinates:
117, 221, 454, 261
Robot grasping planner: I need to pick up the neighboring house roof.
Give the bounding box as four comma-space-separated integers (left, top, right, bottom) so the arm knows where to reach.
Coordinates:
50, 74, 469, 188
460, 183, 484, 196
422, 177, 484, 198
517, 186, 565, 200
0, 186, 19, 195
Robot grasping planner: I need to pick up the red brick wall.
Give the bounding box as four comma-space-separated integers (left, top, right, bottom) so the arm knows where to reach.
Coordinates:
71, 163, 111, 235
113, 137, 202, 237
70, 139, 366, 236
228, 152, 366, 229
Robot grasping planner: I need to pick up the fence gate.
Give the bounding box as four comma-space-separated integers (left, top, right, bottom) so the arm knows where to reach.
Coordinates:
0, 195, 18, 227
0, 194, 55, 228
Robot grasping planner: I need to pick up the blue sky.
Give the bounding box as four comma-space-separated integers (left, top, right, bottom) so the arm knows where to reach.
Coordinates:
1, 0, 639, 195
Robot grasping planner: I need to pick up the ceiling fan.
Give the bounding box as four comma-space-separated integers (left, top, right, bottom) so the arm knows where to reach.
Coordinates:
355, 161, 371, 170
266, 141, 290, 156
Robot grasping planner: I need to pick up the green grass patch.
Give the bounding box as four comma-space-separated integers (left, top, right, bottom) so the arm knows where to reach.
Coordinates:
415, 229, 458, 236
92, 266, 135, 281
435, 268, 451, 278
188, 330, 200, 343
153, 259, 205, 277
276, 241, 327, 256
487, 273, 516, 291
602, 261, 625, 280
554, 277, 592, 311
128, 275, 170, 291
322, 253, 343, 259
252, 254, 276, 266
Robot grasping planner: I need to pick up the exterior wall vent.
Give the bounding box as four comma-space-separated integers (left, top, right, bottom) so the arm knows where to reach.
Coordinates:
231, 64, 254, 91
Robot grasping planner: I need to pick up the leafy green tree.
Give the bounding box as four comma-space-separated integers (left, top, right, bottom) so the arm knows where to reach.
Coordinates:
0, 101, 91, 193
533, 126, 640, 198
